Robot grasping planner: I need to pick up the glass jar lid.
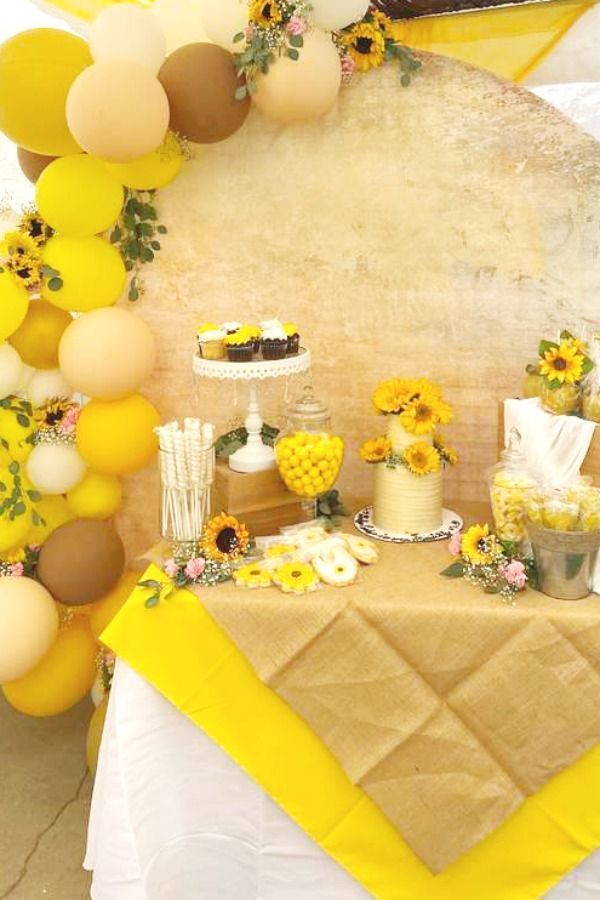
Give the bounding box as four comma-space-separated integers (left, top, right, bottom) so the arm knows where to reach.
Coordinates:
286, 384, 331, 430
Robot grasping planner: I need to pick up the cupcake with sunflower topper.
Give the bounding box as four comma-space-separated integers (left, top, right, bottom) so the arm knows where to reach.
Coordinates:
224, 326, 255, 362
197, 322, 226, 360
360, 377, 458, 535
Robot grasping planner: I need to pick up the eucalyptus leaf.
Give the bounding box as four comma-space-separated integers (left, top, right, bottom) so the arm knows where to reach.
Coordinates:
440, 562, 465, 578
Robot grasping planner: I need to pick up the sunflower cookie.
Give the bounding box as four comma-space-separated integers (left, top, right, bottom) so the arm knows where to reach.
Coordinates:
273, 561, 320, 595
233, 563, 272, 589
344, 534, 379, 565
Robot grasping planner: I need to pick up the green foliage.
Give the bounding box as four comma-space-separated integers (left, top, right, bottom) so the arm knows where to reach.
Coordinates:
441, 561, 466, 578
110, 190, 167, 301
214, 424, 280, 458
317, 489, 348, 526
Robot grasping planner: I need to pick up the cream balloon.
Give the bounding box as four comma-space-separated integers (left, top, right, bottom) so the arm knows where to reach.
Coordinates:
66, 61, 170, 163
26, 444, 86, 495
253, 30, 342, 123
0, 577, 59, 684
310, 0, 369, 31
17, 364, 35, 394
200, 0, 247, 52
152, 0, 211, 53
90, 3, 167, 74
0, 342, 23, 399
58, 307, 156, 400
26, 369, 73, 408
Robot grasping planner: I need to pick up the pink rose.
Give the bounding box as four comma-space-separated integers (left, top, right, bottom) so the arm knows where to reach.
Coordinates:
341, 55, 356, 84
9, 562, 24, 577
502, 560, 527, 589
185, 557, 206, 580
61, 405, 81, 435
163, 558, 180, 578
286, 16, 306, 36
448, 531, 462, 556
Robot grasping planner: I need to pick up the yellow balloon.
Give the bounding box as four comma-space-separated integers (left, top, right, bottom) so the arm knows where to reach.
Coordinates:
0, 510, 31, 554
77, 393, 160, 475
41, 236, 126, 312
90, 570, 140, 641
104, 132, 183, 190
87, 694, 109, 774
28, 494, 74, 545
9, 300, 72, 369
36, 155, 124, 238
0, 271, 29, 342
0, 30, 91, 156
67, 470, 123, 520
0, 409, 35, 466
3, 618, 98, 716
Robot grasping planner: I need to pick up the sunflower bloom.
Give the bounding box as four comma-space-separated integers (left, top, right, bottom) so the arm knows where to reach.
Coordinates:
249, 0, 282, 27
5, 252, 41, 290
2, 230, 41, 259
461, 524, 497, 565
19, 211, 53, 245
359, 435, 391, 463
399, 396, 439, 435
539, 341, 584, 385
403, 441, 440, 476
342, 22, 385, 73
202, 513, 250, 562
373, 378, 414, 414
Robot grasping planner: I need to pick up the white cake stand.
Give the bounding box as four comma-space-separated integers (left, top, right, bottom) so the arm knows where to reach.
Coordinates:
192, 349, 312, 473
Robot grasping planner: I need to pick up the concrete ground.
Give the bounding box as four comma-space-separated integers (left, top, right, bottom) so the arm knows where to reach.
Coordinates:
0, 694, 92, 900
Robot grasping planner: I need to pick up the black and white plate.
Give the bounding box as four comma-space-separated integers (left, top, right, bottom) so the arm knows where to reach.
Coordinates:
354, 506, 463, 544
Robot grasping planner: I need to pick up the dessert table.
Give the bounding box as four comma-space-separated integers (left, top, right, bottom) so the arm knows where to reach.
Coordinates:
85, 513, 600, 899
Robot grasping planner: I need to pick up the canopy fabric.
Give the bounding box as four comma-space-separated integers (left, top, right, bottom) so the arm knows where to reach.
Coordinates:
28, 0, 593, 82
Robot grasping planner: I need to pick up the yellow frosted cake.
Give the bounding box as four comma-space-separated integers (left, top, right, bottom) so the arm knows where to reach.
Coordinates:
360, 378, 458, 535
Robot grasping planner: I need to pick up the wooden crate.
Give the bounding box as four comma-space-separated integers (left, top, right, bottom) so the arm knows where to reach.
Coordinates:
497, 401, 600, 484
213, 460, 309, 536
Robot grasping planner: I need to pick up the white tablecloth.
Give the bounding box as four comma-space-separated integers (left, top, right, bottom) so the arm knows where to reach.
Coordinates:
85, 660, 600, 899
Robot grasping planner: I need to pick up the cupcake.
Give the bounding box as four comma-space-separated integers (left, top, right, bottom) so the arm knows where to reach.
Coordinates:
244, 325, 262, 355
261, 324, 288, 360
197, 323, 226, 360
225, 327, 254, 362
284, 323, 300, 355
220, 321, 242, 335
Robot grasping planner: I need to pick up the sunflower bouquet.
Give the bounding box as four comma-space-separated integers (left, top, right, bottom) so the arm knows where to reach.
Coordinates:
534, 329, 594, 416
442, 524, 536, 604
360, 378, 458, 476
0, 209, 60, 293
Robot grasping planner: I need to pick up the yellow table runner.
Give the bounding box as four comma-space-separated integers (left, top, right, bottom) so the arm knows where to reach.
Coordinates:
103, 545, 600, 899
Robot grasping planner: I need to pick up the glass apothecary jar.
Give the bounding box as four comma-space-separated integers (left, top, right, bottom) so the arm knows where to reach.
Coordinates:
275, 385, 344, 517
488, 428, 536, 544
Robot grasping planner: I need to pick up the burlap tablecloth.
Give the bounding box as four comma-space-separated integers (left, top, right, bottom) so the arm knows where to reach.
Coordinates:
189, 537, 600, 874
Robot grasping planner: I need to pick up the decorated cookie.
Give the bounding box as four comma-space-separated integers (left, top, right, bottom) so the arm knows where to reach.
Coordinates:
345, 534, 379, 564
313, 548, 358, 587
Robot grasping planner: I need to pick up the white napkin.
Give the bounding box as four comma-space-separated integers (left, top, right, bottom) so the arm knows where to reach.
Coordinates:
503, 398, 600, 591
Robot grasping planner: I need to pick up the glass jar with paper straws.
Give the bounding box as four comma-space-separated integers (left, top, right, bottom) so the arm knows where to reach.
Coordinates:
156, 418, 215, 561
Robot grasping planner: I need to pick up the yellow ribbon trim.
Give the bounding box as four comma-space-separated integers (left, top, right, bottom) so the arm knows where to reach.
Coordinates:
103, 565, 600, 900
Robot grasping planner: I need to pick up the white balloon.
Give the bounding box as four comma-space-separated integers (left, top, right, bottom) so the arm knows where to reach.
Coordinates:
26, 369, 73, 409
200, 0, 247, 52
26, 444, 86, 495
17, 364, 35, 394
90, 3, 167, 74
0, 342, 23, 399
311, 0, 370, 31
152, 0, 211, 53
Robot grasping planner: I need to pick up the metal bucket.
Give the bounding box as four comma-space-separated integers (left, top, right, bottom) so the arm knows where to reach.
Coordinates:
527, 521, 600, 601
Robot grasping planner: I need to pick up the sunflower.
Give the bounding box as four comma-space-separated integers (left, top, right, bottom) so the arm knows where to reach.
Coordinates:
5, 252, 41, 290
233, 562, 272, 589
249, 0, 282, 27
461, 524, 497, 565
539, 341, 584, 385
403, 441, 440, 476
202, 513, 250, 562
2, 230, 41, 259
399, 395, 439, 434
342, 21, 385, 73
370, 9, 394, 36
273, 560, 320, 594
19, 211, 53, 246
34, 398, 71, 430
372, 378, 415, 415
359, 435, 391, 464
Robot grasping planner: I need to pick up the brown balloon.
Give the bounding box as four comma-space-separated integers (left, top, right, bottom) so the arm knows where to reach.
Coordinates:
17, 146, 58, 183
37, 519, 125, 606
158, 43, 250, 144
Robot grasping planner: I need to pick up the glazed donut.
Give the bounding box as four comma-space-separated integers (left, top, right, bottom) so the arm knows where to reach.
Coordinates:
344, 534, 379, 565
297, 536, 346, 563
313, 548, 358, 587
294, 526, 328, 546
